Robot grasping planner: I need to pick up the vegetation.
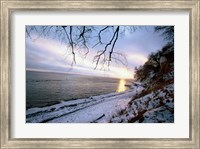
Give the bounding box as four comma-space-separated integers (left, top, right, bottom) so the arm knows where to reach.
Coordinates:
110, 44, 174, 123
109, 26, 174, 123
134, 43, 174, 82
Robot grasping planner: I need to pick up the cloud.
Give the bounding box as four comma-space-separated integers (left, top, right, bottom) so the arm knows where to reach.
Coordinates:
26, 26, 167, 79
127, 54, 148, 66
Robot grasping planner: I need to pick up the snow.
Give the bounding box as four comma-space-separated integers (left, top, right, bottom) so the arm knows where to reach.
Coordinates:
110, 83, 174, 123
26, 86, 144, 123
133, 82, 143, 86
142, 106, 174, 123
160, 56, 167, 64
26, 44, 174, 123
26, 81, 174, 123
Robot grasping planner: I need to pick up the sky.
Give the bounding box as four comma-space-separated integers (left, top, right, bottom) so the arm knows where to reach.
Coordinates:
26, 26, 168, 79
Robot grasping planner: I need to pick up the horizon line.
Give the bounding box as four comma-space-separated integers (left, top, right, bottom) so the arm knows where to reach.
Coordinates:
26, 68, 133, 79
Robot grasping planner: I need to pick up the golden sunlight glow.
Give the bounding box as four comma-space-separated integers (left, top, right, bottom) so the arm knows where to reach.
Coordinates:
116, 79, 126, 92
110, 67, 133, 79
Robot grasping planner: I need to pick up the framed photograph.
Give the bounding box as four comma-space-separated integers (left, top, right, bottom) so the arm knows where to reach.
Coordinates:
1, 0, 199, 148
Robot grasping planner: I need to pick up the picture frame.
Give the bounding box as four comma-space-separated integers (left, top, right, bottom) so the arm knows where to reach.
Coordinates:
0, 0, 199, 148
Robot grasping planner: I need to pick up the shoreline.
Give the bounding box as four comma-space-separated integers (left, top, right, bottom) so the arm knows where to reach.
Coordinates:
26, 89, 128, 110
26, 71, 134, 109
26, 85, 143, 123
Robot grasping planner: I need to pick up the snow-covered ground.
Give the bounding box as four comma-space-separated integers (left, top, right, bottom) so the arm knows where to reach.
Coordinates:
26, 82, 174, 123
110, 83, 174, 123
26, 86, 143, 123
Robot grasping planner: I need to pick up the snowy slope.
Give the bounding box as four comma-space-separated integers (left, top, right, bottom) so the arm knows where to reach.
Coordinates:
109, 44, 174, 123
110, 84, 174, 123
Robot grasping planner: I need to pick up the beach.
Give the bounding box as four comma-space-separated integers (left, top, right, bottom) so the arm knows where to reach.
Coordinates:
26, 85, 143, 123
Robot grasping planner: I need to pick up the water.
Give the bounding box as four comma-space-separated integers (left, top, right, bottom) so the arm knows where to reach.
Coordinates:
26, 71, 132, 109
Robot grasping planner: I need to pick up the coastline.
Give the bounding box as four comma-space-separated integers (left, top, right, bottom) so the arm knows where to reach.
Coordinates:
26, 70, 132, 109
26, 85, 143, 123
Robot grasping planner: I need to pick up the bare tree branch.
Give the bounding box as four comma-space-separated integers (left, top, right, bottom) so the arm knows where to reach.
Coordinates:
98, 26, 110, 44
109, 26, 119, 61
61, 26, 76, 64
112, 52, 128, 67
77, 26, 89, 57
26, 28, 32, 39
26, 25, 138, 70
93, 26, 120, 69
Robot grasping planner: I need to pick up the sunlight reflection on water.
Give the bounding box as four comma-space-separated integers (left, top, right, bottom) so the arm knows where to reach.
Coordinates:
116, 79, 126, 92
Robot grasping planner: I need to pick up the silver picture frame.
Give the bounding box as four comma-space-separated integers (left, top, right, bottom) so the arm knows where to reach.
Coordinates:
0, 0, 199, 148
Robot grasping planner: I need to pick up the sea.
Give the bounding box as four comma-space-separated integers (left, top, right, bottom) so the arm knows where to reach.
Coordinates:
26, 71, 132, 109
